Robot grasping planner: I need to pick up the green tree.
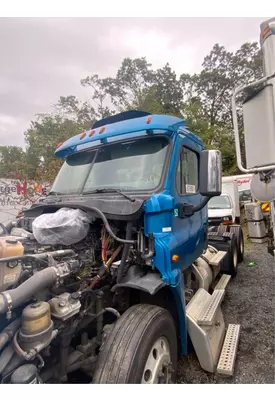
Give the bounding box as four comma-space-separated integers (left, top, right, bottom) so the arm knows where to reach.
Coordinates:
181, 99, 238, 174
186, 42, 263, 127
24, 115, 90, 182
80, 75, 113, 118
153, 63, 183, 114
0, 146, 28, 179
9, 40, 263, 181
82, 58, 155, 112
54, 95, 96, 127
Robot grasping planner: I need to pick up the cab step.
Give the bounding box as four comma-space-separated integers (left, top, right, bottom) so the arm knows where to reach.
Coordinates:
217, 324, 240, 376
186, 288, 226, 373
214, 274, 231, 291
197, 289, 225, 326
209, 251, 227, 267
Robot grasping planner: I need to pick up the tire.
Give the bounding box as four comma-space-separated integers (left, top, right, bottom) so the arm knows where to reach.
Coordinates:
220, 232, 238, 278
208, 232, 238, 278
217, 225, 229, 235
229, 225, 244, 262
93, 304, 178, 384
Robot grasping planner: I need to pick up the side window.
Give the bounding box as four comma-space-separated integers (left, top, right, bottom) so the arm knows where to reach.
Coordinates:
176, 147, 199, 195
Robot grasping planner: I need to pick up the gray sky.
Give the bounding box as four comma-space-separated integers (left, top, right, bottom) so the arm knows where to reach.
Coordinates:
0, 17, 270, 148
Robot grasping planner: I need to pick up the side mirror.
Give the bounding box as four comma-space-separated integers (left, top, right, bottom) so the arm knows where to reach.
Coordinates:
199, 150, 222, 197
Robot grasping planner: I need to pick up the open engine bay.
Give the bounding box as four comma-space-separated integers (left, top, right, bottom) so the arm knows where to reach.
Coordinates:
0, 204, 156, 384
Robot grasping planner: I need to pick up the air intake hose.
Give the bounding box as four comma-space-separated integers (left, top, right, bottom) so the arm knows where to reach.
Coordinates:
0, 267, 58, 314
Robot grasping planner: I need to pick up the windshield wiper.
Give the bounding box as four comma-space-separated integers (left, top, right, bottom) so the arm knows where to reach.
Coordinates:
84, 188, 136, 202
48, 191, 63, 195
47, 191, 62, 202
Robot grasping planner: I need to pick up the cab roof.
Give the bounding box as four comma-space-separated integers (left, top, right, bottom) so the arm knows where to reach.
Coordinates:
55, 111, 203, 158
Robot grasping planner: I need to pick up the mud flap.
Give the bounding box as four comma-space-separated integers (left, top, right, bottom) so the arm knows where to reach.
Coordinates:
111, 265, 166, 295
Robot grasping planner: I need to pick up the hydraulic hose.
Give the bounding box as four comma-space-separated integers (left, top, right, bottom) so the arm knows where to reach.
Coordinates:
0, 267, 58, 314
88, 207, 135, 245
0, 344, 14, 374
0, 318, 21, 351
13, 328, 58, 360
1, 353, 23, 378
0, 249, 75, 264
117, 221, 133, 283
67, 356, 97, 374
0, 223, 9, 236
3, 221, 14, 235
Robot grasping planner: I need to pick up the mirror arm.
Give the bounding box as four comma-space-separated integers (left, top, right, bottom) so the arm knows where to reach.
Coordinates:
179, 195, 215, 218
192, 196, 211, 212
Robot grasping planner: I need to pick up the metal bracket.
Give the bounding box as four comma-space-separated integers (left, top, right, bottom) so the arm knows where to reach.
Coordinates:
4, 293, 13, 320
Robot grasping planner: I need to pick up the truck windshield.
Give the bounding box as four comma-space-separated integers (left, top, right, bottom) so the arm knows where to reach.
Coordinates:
208, 196, 231, 209
51, 135, 169, 195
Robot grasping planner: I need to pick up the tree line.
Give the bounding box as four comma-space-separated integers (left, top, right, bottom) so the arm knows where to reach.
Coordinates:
0, 41, 263, 182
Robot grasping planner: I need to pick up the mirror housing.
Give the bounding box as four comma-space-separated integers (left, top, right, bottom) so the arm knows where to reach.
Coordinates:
199, 150, 222, 196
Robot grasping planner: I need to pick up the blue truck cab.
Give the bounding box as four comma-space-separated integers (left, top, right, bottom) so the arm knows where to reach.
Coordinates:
0, 111, 242, 384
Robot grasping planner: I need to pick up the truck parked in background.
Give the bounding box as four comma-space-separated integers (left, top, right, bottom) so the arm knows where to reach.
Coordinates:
208, 178, 240, 226
222, 178, 241, 224
228, 174, 253, 206
227, 174, 271, 213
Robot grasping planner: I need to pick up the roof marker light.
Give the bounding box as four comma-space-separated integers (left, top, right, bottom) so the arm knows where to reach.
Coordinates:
57, 142, 63, 149
262, 25, 271, 40
79, 132, 86, 140
89, 129, 95, 137
99, 127, 105, 134
146, 116, 152, 124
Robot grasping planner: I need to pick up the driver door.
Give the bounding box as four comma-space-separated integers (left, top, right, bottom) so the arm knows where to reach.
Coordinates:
171, 136, 207, 269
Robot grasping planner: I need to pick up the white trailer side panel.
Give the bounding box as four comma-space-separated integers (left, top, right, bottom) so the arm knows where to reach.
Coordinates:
222, 179, 241, 218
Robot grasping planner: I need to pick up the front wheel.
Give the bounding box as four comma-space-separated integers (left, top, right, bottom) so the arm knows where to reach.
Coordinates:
93, 304, 178, 384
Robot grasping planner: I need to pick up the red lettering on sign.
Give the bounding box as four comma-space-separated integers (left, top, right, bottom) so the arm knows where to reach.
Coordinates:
16, 183, 27, 196
237, 178, 251, 186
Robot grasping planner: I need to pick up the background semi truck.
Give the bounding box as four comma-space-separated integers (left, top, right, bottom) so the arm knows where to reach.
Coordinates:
0, 111, 244, 384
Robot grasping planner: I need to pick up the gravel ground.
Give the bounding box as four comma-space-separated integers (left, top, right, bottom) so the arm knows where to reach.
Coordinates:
176, 241, 275, 384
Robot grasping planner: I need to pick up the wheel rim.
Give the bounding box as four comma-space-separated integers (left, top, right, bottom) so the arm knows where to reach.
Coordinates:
239, 235, 244, 255
141, 337, 172, 384
233, 246, 238, 269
